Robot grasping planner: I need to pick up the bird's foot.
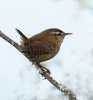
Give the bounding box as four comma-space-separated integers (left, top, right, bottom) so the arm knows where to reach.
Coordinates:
36, 62, 51, 76
41, 66, 51, 75
39, 66, 51, 76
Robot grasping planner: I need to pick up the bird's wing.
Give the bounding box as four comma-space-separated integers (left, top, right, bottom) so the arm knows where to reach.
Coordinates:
22, 40, 56, 56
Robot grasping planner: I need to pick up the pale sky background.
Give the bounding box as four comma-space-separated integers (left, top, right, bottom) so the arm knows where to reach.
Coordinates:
0, 0, 93, 100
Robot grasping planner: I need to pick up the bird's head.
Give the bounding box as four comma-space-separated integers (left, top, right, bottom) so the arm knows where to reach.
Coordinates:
44, 28, 73, 44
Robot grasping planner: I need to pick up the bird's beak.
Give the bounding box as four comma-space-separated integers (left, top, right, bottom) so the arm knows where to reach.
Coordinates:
64, 33, 73, 35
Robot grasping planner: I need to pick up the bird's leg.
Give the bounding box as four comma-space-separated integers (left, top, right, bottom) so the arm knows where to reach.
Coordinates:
36, 62, 51, 75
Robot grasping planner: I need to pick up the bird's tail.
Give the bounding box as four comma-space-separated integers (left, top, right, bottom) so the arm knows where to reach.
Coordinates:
16, 29, 28, 40
16, 29, 28, 46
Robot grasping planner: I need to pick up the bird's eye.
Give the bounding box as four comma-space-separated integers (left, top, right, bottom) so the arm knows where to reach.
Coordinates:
57, 33, 61, 36
54, 32, 62, 36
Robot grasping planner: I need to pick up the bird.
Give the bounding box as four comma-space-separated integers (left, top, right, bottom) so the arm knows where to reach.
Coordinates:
16, 28, 72, 74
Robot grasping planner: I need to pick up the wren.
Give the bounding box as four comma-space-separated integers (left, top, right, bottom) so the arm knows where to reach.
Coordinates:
16, 28, 72, 74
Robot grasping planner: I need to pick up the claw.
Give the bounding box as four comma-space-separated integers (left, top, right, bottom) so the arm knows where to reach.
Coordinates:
36, 62, 51, 76
39, 67, 51, 76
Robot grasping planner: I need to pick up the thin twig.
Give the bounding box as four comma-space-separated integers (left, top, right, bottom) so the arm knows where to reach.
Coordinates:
0, 31, 78, 100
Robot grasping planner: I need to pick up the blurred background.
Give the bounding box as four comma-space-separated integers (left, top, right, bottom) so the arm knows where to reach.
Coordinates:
0, 0, 93, 100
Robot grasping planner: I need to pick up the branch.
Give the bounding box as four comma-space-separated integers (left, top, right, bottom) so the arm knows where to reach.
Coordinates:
0, 31, 78, 100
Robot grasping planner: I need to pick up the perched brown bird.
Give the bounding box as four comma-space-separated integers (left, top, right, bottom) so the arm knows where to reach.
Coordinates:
16, 28, 72, 74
